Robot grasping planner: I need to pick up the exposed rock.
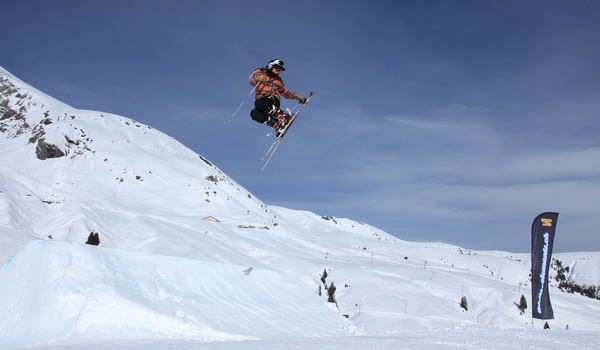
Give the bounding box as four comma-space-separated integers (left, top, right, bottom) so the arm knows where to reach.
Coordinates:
36, 139, 65, 160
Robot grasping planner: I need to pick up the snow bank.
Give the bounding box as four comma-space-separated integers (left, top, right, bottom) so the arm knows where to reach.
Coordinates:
0, 241, 353, 348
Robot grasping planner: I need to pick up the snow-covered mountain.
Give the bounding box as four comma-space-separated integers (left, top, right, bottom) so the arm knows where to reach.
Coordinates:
1, 66, 599, 349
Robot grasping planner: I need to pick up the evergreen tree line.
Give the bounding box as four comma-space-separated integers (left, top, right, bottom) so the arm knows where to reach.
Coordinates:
553, 259, 600, 300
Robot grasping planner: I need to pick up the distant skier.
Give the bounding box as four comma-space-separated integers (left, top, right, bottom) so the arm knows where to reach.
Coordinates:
249, 59, 306, 134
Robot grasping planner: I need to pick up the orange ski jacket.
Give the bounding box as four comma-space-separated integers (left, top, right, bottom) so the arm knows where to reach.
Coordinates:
249, 68, 298, 101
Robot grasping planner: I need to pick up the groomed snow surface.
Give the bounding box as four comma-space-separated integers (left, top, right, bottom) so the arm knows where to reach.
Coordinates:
8, 329, 600, 350
1, 67, 599, 349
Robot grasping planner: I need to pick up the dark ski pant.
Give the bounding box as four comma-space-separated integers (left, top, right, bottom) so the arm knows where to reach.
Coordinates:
250, 95, 280, 127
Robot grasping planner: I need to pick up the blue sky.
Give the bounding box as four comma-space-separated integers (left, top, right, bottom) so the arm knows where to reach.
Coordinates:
3, 0, 599, 253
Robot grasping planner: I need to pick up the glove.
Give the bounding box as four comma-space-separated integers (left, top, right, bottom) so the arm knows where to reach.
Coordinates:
296, 95, 307, 104
256, 75, 268, 83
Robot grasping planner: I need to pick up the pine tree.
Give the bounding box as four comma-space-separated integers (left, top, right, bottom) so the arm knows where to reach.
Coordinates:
544, 321, 550, 329
518, 294, 528, 314
85, 231, 100, 246
327, 282, 337, 303
460, 296, 468, 311
321, 269, 328, 285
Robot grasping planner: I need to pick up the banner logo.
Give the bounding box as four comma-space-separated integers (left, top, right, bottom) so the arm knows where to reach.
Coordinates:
541, 218, 553, 227
536, 232, 550, 314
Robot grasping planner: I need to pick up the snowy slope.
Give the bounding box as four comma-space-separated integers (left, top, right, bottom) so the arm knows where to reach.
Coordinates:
0, 240, 353, 347
1, 66, 599, 349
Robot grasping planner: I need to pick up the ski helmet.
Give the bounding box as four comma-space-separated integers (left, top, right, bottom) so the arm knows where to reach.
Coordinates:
267, 59, 285, 71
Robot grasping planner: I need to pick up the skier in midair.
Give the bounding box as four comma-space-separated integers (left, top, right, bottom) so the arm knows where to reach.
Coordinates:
249, 59, 306, 135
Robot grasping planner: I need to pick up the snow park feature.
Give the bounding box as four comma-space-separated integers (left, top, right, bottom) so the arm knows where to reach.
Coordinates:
1, 66, 600, 349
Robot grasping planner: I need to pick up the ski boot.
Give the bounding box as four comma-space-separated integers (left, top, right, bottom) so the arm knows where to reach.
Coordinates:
270, 108, 292, 137
267, 106, 292, 137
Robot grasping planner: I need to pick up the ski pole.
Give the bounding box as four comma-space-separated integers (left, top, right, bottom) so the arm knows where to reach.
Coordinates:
229, 85, 257, 122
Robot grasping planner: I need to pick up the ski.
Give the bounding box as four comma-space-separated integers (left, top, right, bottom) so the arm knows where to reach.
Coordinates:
258, 92, 313, 172
258, 138, 282, 171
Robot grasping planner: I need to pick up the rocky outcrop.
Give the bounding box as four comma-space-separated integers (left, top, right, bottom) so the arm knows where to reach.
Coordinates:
36, 139, 65, 160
